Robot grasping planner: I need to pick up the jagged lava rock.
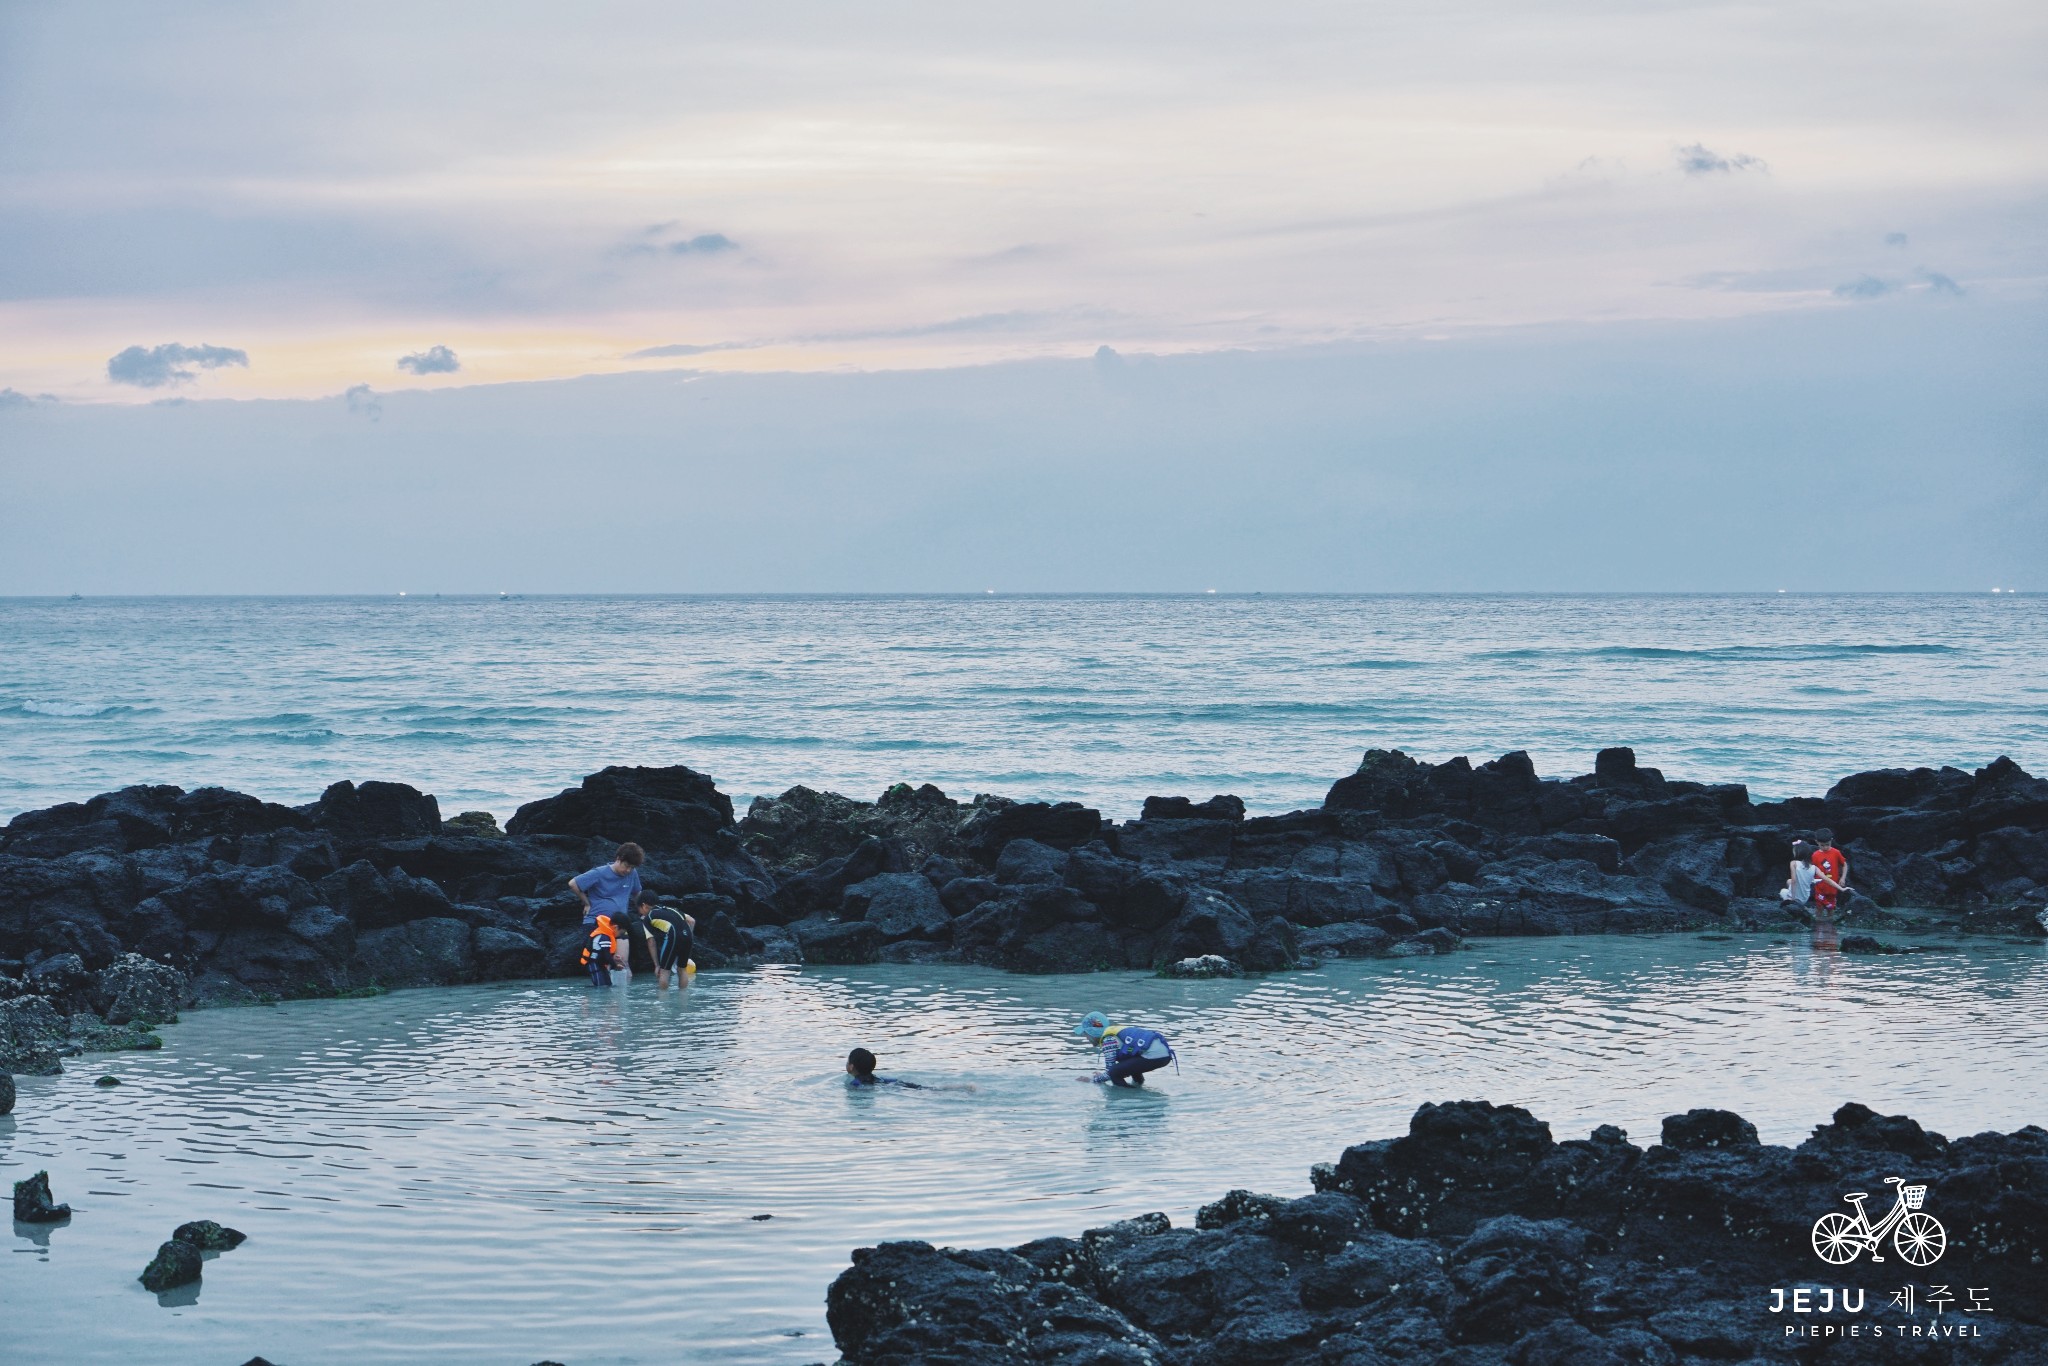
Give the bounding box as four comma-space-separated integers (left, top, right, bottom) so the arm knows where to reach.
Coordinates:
0, 752, 2040, 997
828, 1100, 2048, 1364
174, 1219, 247, 1250
139, 1238, 203, 1291
14, 1169, 71, 1221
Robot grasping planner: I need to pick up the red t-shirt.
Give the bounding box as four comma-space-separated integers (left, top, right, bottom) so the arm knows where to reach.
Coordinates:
1812, 847, 1847, 896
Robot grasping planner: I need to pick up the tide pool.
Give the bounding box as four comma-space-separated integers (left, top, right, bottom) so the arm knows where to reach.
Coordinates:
5, 933, 2046, 1364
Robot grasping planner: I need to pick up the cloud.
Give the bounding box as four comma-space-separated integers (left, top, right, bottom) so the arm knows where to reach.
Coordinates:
624, 340, 756, 359
614, 226, 740, 259
395, 345, 460, 375
1675, 143, 1767, 175
1884, 232, 1910, 247
1832, 275, 1894, 299
0, 388, 58, 408
965, 243, 1067, 266
105, 342, 249, 387
1920, 270, 1964, 295
669, 232, 737, 255
811, 309, 1117, 344
344, 383, 383, 419
879, 310, 1047, 338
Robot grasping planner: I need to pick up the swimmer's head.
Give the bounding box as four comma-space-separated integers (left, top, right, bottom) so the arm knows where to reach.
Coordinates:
846, 1047, 877, 1080
1075, 1011, 1110, 1041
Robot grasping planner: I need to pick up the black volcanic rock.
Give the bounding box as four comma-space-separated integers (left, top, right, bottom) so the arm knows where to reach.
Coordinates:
507, 765, 732, 846
961, 799, 1104, 866
0, 784, 308, 859
308, 779, 442, 843
0, 753, 2041, 1004
92, 953, 186, 1025
827, 1101, 2048, 1364
173, 1219, 247, 1250
1141, 794, 1246, 823
843, 873, 951, 940
1660, 1108, 1760, 1150
740, 782, 972, 872
13, 1169, 70, 1222
792, 918, 882, 965
139, 1239, 202, 1291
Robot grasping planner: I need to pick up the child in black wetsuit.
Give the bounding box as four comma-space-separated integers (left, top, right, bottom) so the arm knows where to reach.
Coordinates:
844, 1048, 924, 1089
636, 893, 696, 989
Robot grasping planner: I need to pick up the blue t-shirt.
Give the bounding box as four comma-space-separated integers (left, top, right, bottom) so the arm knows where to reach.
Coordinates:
574, 863, 642, 923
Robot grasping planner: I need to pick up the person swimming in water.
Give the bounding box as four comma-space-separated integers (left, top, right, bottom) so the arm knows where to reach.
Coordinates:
1074, 1011, 1177, 1086
844, 1047, 926, 1089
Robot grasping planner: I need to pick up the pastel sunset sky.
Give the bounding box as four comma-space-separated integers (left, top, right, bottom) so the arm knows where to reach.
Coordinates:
1, 2, 2042, 590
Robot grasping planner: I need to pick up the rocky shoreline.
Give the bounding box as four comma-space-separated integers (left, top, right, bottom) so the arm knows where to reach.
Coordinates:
824, 1100, 2048, 1364
3, 749, 2045, 1073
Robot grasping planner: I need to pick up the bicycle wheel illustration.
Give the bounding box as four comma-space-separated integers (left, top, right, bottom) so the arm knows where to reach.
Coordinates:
1894, 1212, 1946, 1266
1812, 1213, 1863, 1264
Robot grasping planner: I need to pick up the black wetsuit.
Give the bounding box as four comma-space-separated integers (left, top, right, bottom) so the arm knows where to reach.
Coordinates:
848, 1074, 925, 1090
645, 906, 693, 971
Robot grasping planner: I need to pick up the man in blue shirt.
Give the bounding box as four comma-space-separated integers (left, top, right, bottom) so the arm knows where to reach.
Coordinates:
570, 842, 646, 934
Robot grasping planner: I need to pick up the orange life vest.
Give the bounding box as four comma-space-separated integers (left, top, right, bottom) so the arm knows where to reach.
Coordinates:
582, 915, 618, 965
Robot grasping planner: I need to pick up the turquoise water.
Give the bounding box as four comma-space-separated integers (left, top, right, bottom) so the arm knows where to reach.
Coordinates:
5, 934, 2045, 1365
1, 593, 2043, 822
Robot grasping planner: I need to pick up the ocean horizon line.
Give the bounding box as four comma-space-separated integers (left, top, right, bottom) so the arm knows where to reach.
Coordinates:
2, 588, 2039, 602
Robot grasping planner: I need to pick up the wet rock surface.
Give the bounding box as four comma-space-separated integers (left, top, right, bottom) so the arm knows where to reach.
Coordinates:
0, 753, 2041, 1025
826, 1100, 2048, 1364
14, 1169, 71, 1222
173, 1218, 248, 1250
139, 1238, 203, 1291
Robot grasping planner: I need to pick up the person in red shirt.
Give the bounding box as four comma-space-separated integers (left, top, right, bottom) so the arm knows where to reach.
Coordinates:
1810, 828, 1851, 917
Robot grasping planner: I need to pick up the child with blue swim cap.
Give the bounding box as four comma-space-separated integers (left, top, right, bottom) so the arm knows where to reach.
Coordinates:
1075, 1010, 1177, 1087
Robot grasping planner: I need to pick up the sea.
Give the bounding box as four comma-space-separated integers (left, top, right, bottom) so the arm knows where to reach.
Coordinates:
4, 592, 2048, 1364
0, 593, 2042, 823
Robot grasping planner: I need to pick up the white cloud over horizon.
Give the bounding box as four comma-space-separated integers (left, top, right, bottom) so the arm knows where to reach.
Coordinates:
0, 0, 2042, 401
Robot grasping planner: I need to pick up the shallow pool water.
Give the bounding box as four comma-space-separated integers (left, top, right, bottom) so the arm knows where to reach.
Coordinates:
6, 933, 2046, 1364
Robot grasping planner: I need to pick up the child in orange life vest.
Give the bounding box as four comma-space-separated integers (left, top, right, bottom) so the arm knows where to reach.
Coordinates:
582, 914, 626, 987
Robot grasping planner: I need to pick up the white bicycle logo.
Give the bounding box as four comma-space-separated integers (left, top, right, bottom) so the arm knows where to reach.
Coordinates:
1811, 1176, 1946, 1266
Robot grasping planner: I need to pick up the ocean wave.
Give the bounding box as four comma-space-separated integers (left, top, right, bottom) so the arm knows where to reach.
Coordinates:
1476, 644, 1962, 662
682, 733, 829, 748
270, 729, 339, 745
3, 699, 159, 719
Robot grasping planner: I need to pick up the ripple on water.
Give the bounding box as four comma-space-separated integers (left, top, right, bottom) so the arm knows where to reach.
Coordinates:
3, 935, 2045, 1365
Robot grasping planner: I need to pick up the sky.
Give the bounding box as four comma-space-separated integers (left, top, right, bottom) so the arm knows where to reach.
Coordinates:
0, 0, 2043, 589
